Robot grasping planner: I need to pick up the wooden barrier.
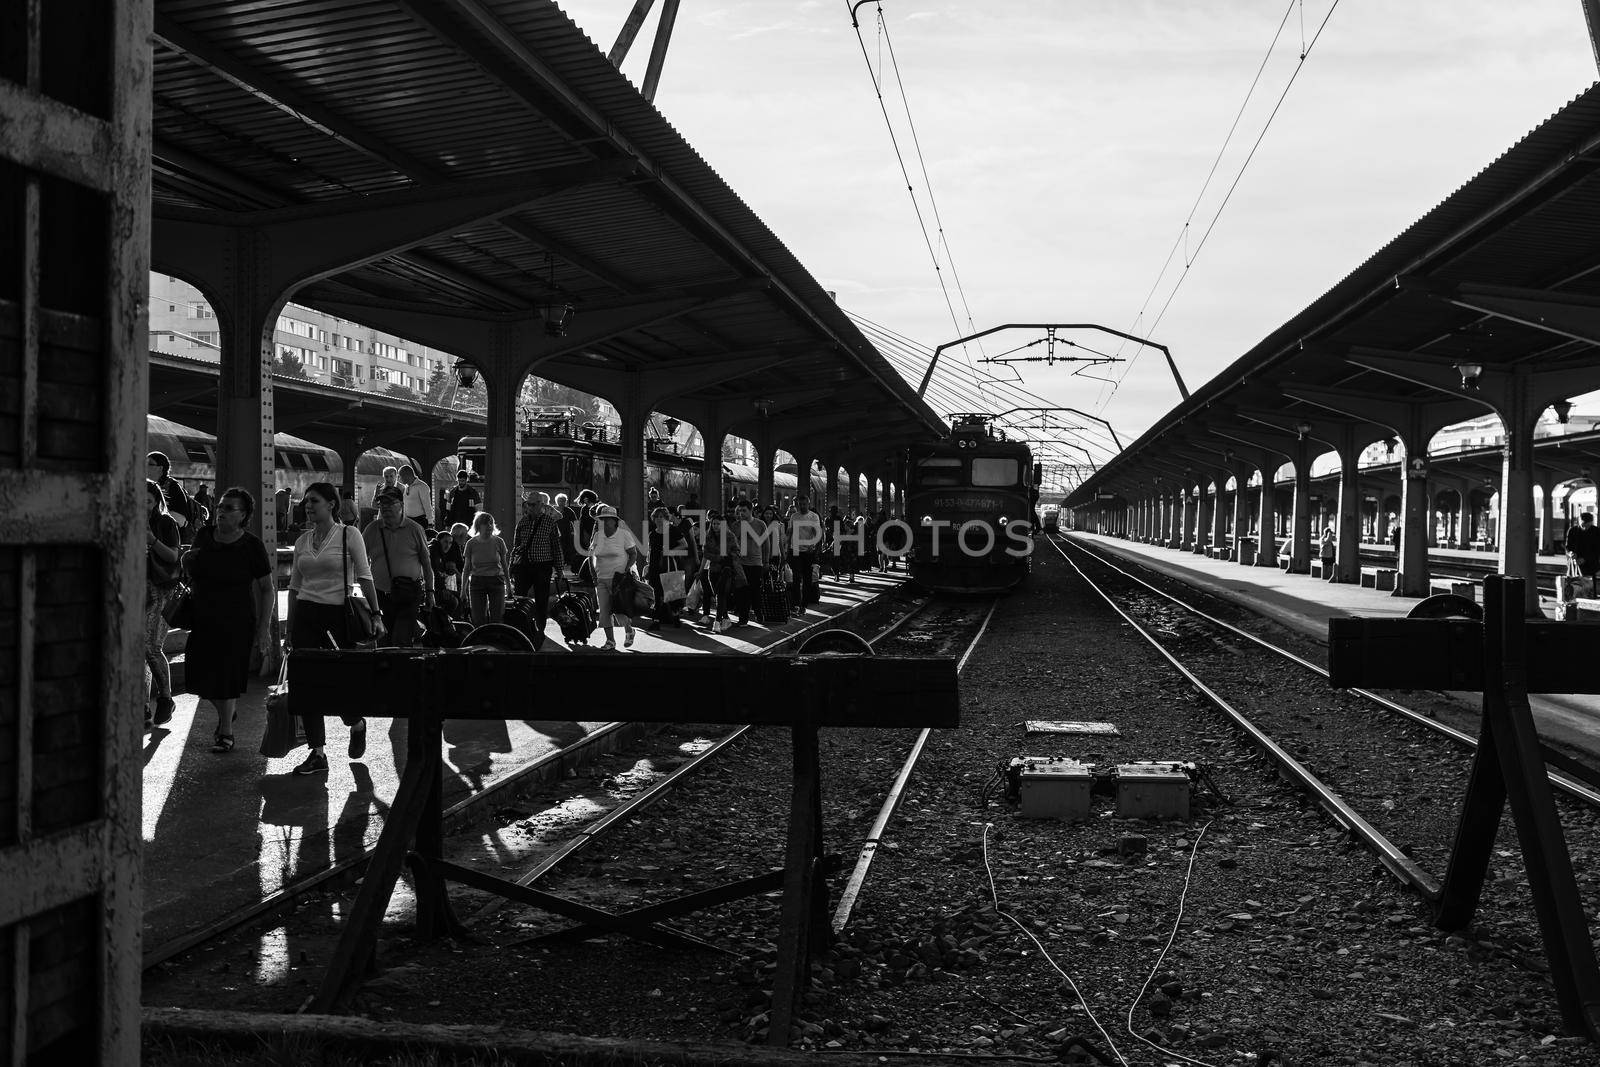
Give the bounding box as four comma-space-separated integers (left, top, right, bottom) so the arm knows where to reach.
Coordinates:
288, 649, 961, 1046
1329, 577, 1600, 1040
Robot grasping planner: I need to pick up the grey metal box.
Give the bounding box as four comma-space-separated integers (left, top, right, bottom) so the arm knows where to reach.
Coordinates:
1115, 762, 1191, 820
1018, 758, 1094, 821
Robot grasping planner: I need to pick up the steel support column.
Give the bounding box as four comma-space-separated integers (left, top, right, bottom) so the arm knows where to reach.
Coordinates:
1290, 439, 1313, 574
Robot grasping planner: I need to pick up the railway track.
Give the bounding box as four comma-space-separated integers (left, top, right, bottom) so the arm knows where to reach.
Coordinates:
145, 586, 994, 978
1049, 531, 1600, 904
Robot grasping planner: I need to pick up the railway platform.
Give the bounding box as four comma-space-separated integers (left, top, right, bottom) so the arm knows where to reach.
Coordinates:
141, 568, 908, 967
1066, 532, 1600, 765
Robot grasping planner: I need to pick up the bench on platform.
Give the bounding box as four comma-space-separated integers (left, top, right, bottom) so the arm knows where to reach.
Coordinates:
1430, 577, 1481, 601
1309, 560, 1326, 579
1361, 567, 1398, 591
1574, 598, 1600, 622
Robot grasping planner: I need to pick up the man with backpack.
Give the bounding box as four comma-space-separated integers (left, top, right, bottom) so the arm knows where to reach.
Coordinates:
146, 451, 195, 544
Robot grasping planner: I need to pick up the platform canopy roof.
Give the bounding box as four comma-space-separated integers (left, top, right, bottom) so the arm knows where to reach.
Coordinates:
150, 0, 946, 453
1068, 81, 1600, 505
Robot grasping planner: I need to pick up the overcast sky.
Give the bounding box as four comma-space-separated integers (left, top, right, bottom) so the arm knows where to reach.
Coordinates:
557, 0, 1598, 451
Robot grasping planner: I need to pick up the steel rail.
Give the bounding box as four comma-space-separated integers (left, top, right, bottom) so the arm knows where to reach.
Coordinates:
1059, 533, 1600, 809
831, 599, 1000, 934
142, 586, 910, 970
470, 590, 944, 923
1048, 534, 1443, 901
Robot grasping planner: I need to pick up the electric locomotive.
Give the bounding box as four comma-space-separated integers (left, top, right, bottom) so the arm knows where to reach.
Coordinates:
904, 414, 1036, 594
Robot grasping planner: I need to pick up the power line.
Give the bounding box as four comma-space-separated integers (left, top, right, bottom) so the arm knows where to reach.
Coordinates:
848, 1, 995, 404
1099, 0, 1343, 410
1099, 0, 1298, 408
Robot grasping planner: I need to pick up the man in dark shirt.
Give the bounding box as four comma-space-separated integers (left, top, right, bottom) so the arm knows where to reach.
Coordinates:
146, 451, 194, 542
444, 470, 481, 528
1566, 511, 1600, 577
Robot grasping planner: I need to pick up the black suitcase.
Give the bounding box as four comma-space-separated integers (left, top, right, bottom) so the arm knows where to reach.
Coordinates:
550, 590, 595, 646
503, 595, 547, 651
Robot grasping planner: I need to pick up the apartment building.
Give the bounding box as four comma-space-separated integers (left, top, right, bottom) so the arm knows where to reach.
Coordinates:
148, 274, 454, 398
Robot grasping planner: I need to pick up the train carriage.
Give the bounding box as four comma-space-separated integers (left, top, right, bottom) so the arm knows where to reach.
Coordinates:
905, 414, 1036, 594
455, 411, 827, 509
147, 414, 414, 524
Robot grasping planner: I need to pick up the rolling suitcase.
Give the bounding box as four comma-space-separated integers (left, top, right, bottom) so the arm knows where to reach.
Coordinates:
549, 574, 595, 646
503, 595, 547, 651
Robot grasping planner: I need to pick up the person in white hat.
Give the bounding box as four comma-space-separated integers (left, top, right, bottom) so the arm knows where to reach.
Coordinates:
586, 504, 642, 648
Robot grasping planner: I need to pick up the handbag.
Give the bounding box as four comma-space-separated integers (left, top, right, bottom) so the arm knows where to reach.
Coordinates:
259, 659, 303, 758
163, 583, 195, 629
781, 563, 794, 586
660, 569, 687, 604
378, 525, 424, 607
342, 527, 377, 643
683, 581, 703, 612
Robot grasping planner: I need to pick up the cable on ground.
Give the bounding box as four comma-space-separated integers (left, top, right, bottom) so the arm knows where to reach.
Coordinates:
980, 823, 1130, 1066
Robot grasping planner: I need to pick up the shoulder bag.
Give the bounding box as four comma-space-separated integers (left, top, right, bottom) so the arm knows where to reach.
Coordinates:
379, 524, 423, 607
259, 657, 301, 758
343, 527, 377, 644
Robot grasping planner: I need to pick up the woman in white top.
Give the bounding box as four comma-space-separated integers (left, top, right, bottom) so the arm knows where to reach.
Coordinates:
285, 482, 382, 775
464, 511, 509, 625
587, 504, 642, 649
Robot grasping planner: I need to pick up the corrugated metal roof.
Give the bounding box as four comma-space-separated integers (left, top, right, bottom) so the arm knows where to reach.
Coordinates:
1070, 80, 1600, 503
151, 0, 945, 453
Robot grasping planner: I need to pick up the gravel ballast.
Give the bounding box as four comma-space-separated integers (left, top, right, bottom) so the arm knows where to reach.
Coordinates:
146, 543, 1600, 1065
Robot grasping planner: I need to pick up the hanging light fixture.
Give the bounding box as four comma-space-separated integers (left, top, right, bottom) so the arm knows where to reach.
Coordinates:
663, 416, 680, 436
1454, 362, 1484, 391
753, 397, 772, 418
1553, 399, 1574, 424
452, 359, 478, 388
539, 254, 574, 338
1296, 420, 1313, 440
1384, 437, 1398, 458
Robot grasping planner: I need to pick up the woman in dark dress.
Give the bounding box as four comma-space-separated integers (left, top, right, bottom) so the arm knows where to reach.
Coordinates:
183, 487, 274, 752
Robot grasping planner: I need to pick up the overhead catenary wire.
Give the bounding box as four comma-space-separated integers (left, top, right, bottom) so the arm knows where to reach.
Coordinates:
848, 1, 996, 406
1097, 0, 1343, 411
849, 310, 1118, 494
1098, 0, 1298, 409
853, 312, 1121, 456
853, 313, 1124, 473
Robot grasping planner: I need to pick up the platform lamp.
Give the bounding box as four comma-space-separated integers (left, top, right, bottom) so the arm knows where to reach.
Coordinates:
663, 416, 680, 436
1553, 399, 1574, 424
1296, 420, 1313, 440
452, 359, 478, 389
1454, 362, 1483, 391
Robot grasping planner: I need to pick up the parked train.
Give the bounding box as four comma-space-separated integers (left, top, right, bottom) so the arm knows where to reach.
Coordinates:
454, 411, 828, 510
904, 414, 1036, 594
147, 414, 414, 521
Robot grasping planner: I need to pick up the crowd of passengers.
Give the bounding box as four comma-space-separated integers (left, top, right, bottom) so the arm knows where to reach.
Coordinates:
144, 453, 899, 776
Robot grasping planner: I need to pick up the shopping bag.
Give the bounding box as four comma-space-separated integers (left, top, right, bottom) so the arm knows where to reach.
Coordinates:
683, 581, 703, 613
660, 569, 687, 604
259, 659, 304, 758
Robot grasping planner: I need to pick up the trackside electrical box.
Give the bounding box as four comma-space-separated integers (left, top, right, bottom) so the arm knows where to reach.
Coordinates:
1018, 758, 1094, 821
1115, 762, 1191, 820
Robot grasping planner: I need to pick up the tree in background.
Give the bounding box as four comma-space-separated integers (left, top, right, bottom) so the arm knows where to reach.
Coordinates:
273, 351, 307, 378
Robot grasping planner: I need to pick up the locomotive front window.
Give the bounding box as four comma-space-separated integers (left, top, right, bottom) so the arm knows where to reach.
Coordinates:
971, 457, 1019, 486
914, 457, 963, 486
